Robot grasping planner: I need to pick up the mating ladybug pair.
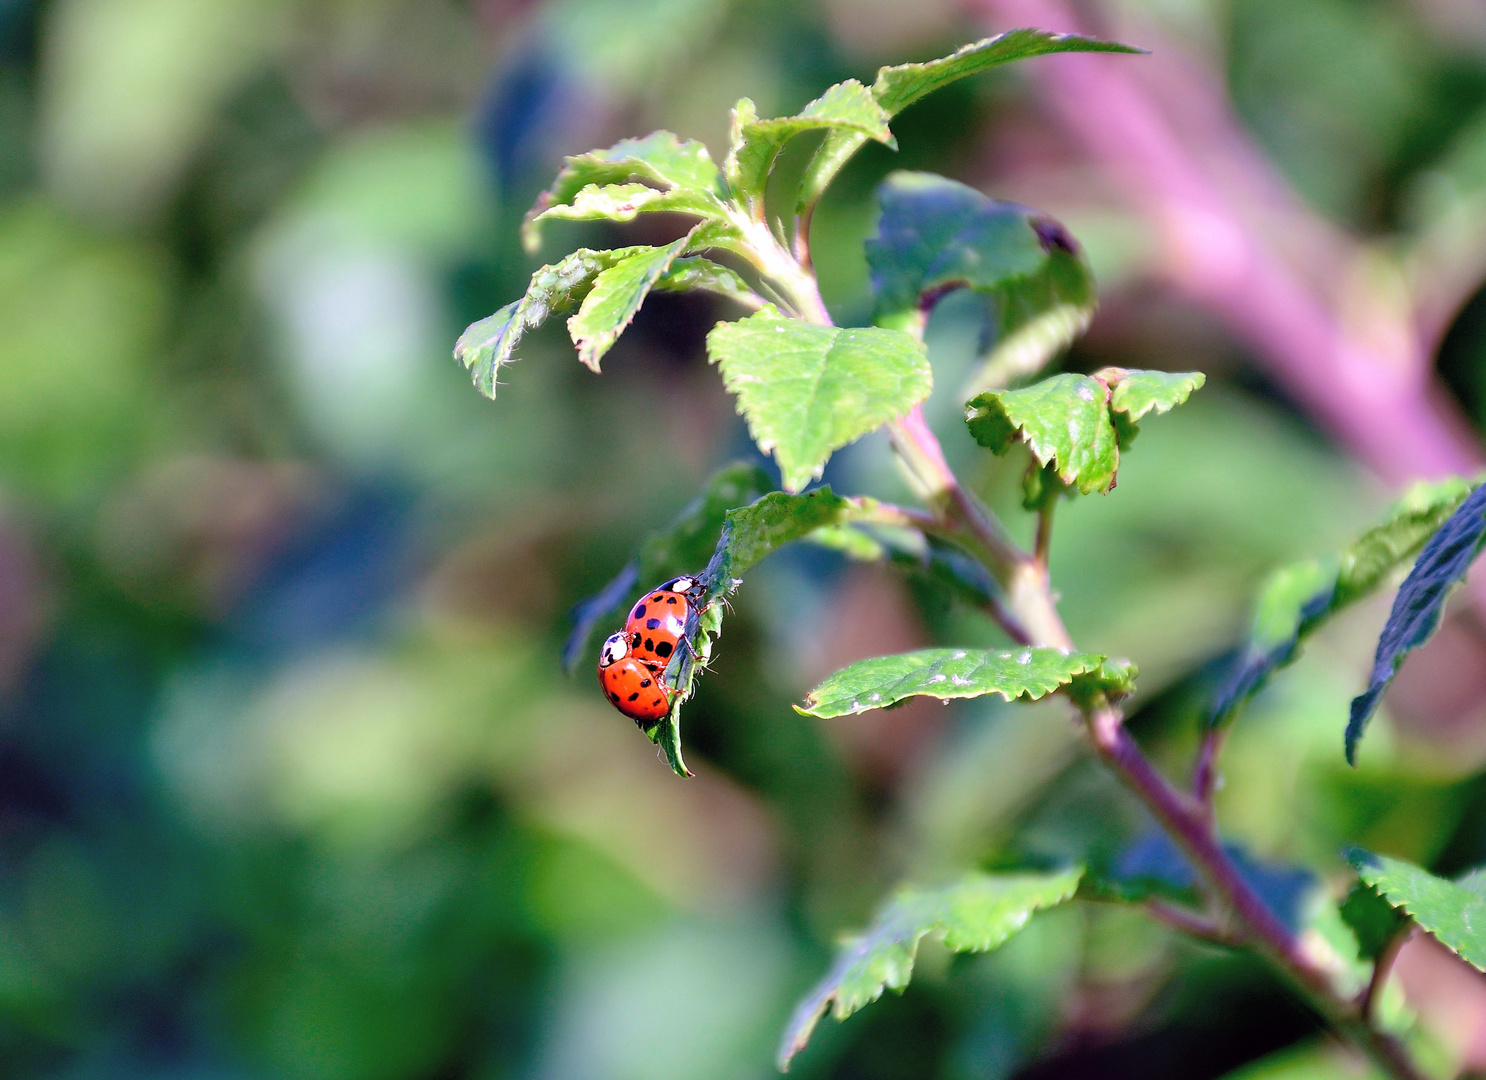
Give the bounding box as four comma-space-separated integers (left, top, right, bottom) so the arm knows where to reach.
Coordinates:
597, 575, 707, 726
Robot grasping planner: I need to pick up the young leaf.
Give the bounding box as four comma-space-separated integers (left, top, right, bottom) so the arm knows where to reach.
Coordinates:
529, 181, 734, 229
706, 307, 932, 493
777, 868, 1083, 1070
652, 256, 764, 308
1209, 477, 1473, 730
1339, 879, 1406, 962
795, 647, 1107, 718
702, 487, 873, 593
1103, 367, 1207, 447
567, 234, 692, 370
866, 171, 1054, 319
1347, 481, 1486, 763
455, 246, 650, 396
1349, 850, 1486, 970
966, 374, 1119, 494
562, 462, 773, 673
523, 131, 729, 252
796, 29, 1142, 215
724, 82, 895, 208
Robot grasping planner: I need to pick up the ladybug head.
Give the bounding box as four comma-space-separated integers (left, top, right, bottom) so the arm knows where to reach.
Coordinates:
661, 575, 701, 597
598, 632, 629, 668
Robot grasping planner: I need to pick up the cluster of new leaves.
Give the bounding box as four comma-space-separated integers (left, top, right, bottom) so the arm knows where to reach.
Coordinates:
456, 29, 1139, 493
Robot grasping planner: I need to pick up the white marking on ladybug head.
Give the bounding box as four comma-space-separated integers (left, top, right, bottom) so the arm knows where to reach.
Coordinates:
598, 633, 629, 668
669, 576, 696, 594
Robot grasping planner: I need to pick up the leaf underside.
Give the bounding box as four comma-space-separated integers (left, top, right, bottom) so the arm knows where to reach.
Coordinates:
1210, 477, 1473, 731
796, 647, 1108, 718
1349, 850, 1486, 970
706, 307, 932, 493
567, 234, 693, 371
1347, 480, 1486, 763
777, 868, 1083, 1070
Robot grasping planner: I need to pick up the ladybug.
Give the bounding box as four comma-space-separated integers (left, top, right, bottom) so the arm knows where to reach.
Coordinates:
597, 632, 671, 726
623, 576, 705, 667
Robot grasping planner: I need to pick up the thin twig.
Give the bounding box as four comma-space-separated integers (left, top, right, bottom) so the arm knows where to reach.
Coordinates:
1034, 499, 1055, 567
1192, 725, 1226, 818
1361, 923, 1411, 1024
1143, 897, 1238, 946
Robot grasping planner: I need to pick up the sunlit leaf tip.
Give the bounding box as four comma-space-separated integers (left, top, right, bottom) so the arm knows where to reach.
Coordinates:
1346, 481, 1486, 764
777, 868, 1082, 1070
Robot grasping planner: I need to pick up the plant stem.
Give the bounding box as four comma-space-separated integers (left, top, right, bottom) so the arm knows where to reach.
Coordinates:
1142, 897, 1237, 946
1192, 725, 1226, 819
1034, 499, 1055, 567
1361, 923, 1410, 1023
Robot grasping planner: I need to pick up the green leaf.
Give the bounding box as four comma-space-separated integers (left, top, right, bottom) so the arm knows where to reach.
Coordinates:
702, 487, 870, 592
966, 374, 1118, 494
706, 307, 932, 493
653, 256, 764, 307
530, 181, 734, 229
563, 462, 773, 674
1210, 478, 1472, 730
1339, 879, 1406, 962
865, 171, 1052, 320
795, 647, 1108, 718
1103, 367, 1207, 446
777, 868, 1083, 1070
454, 246, 648, 397
963, 240, 1097, 396
523, 131, 728, 252
1348, 480, 1486, 762
725, 82, 894, 207
1349, 850, 1486, 970
796, 29, 1143, 214
566, 234, 692, 370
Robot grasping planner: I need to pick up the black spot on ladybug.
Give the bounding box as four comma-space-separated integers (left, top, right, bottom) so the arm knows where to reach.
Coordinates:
655, 641, 673, 658
627, 692, 639, 702
645, 638, 655, 651
667, 596, 678, 605
640, 678, 651, 688
652, 698, 662, 706
609, 691, 620, 703
646, 618, 661, 629
651, 594, 663, 602
634, 604, 647, 619
631, 632, 642, 647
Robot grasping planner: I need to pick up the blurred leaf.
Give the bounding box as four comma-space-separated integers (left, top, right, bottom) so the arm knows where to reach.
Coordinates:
455, 246, 650, 396
777, 868, 1083, 1070
967, 374, 1118, 495
794, 647, 1107, 718
866, 171, 1052, 320
1103, 367, 1207, 447
567, 233, 693, 370
1067, 657, 1139, 709
564, 463, 773, 673
1349, 850, 1486, 970
724, 82, 894, 208
797, 29, 1143, 214
702, 487, 887, 592
1210, 477, 1472, 729
1217, 1041, 1386, 1080
1339, 880, 1405, 962
524, 131, 729, 252
706, 307, 931, 492
1347, 481, 1486, 763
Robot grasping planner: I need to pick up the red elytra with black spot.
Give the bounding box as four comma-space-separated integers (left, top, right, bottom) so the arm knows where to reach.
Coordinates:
596, 632, 671, 726
622, 576, 702, 667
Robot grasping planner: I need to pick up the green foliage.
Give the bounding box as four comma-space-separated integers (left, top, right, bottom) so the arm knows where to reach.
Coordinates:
1210, 477, 1473, 729
797, 29, 1142, 214
706, 307, 932, 493
865, 171, 1051, 318
567, 234, 694, 370
777, 868, 1083, 1070
795, 647, 1110, 717
454, 246, 650, 396
725, 83, 894, 208
654, 257, 764, 306
1349, 850, 1486, 970
1339, 880, 1406, 962
966, 368, 1204, 502
522, 131, 730, 251
1348, 481, 1486, 762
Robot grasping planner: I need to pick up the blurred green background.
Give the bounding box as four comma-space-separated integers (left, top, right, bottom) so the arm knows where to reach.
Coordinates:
4, 0, 1486, 1077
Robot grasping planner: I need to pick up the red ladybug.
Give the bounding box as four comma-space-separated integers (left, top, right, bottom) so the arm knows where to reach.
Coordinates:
623, 576, 704, 667
597, 632, 671, 726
